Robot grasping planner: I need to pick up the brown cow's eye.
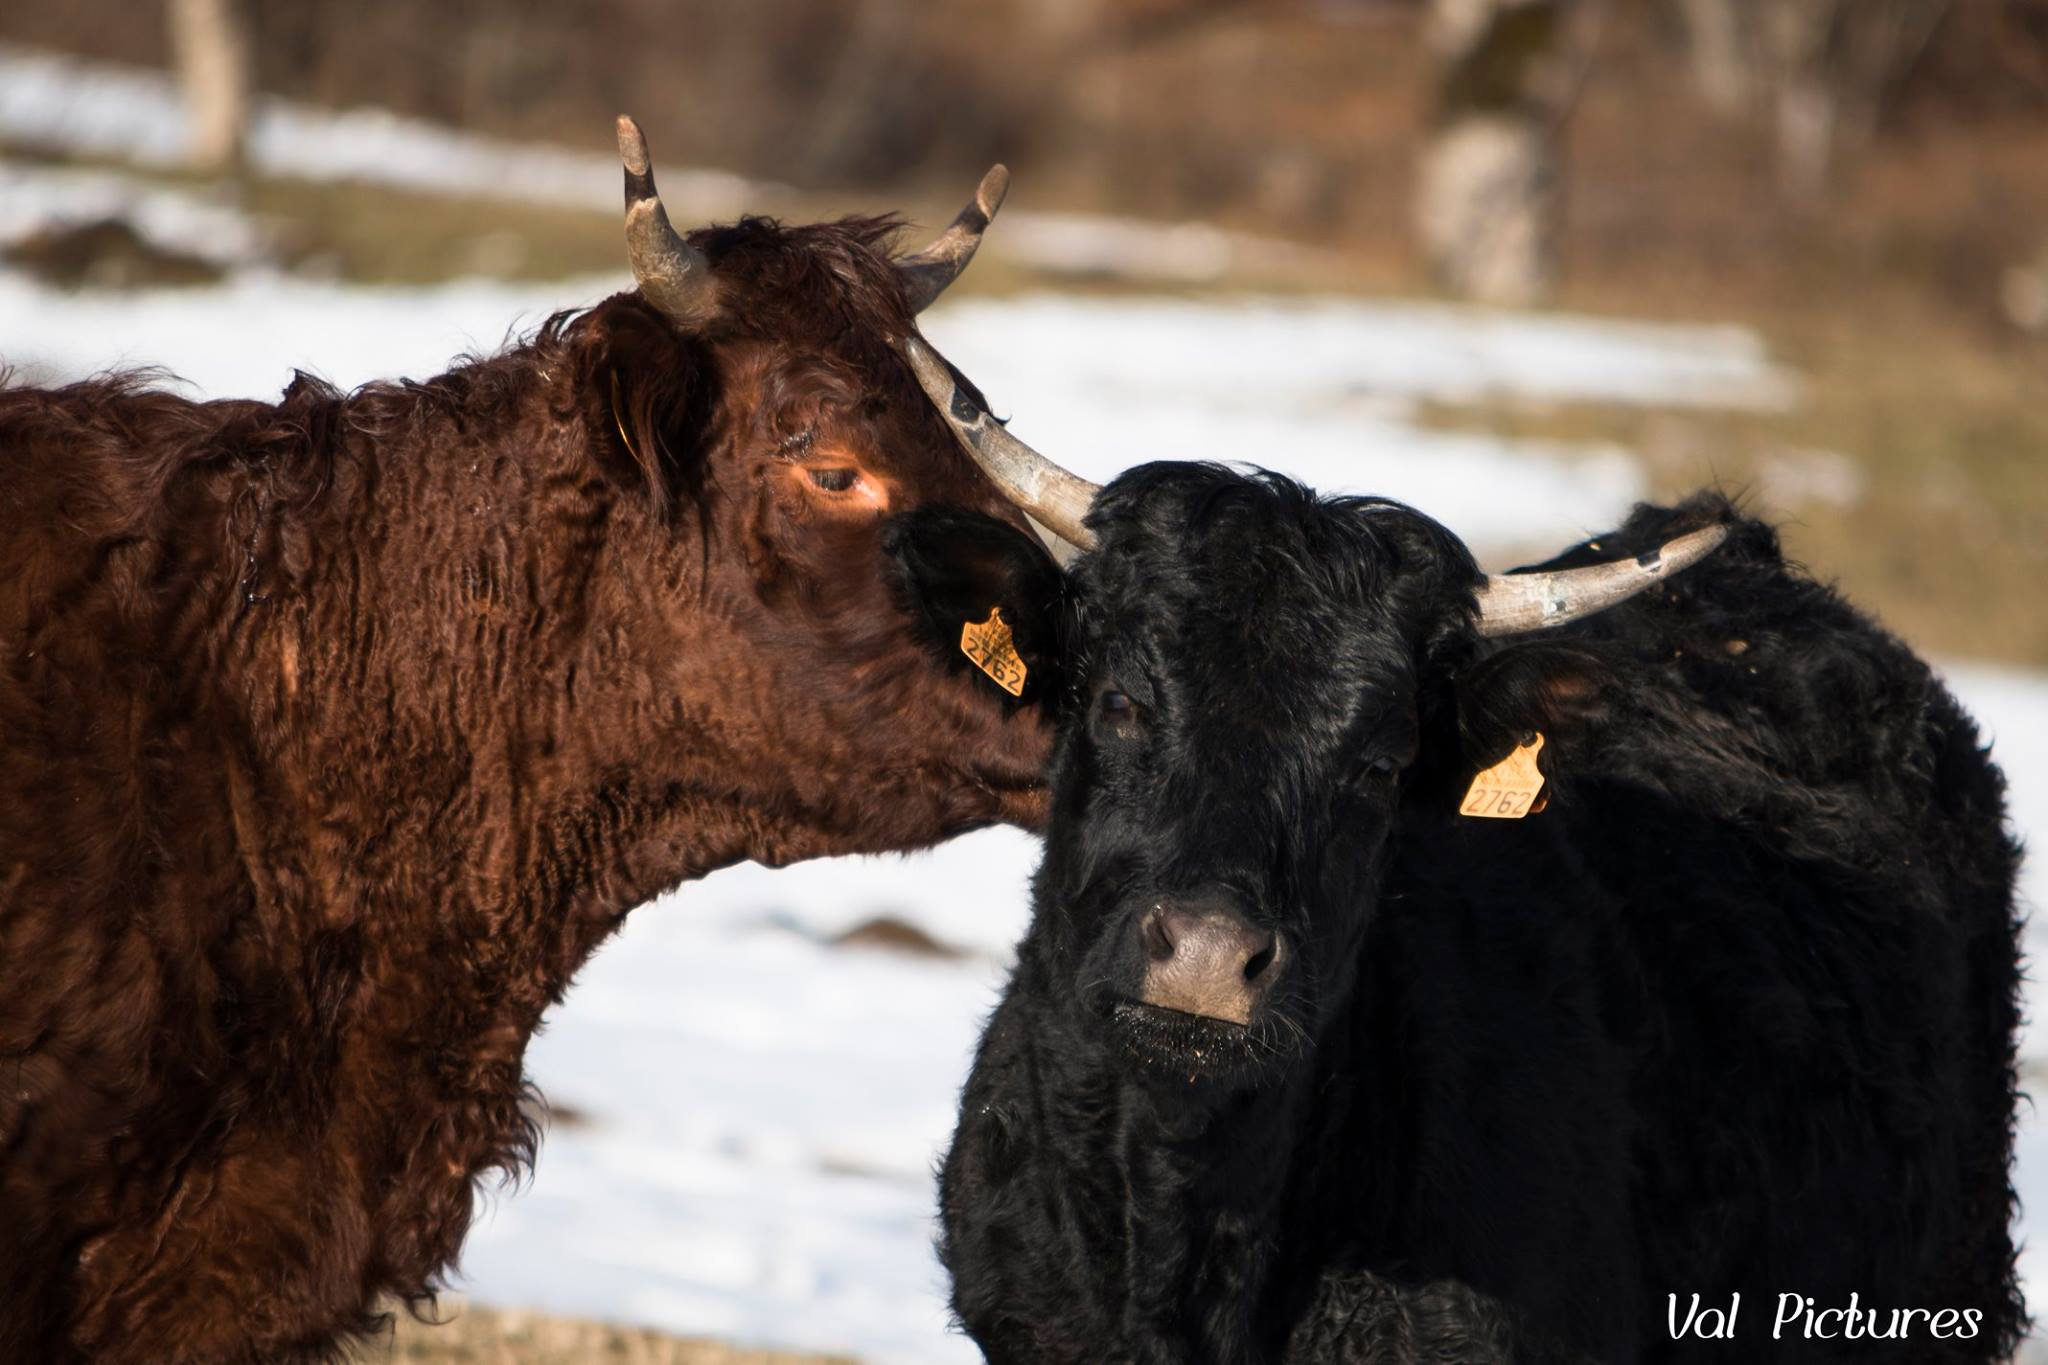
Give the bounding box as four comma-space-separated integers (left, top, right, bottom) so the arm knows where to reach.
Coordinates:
790, 455, 888, 514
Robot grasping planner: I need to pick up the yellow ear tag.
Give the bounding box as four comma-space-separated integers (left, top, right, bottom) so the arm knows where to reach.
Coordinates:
1460, 733, 1548, 819
960, 607, 1027, 697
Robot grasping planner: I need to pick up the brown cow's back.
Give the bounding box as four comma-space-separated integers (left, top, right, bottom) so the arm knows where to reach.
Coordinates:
0, 369, 571, 1361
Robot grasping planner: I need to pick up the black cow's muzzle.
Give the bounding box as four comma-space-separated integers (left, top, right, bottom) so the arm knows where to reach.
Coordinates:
1132, 894, 1286, 1027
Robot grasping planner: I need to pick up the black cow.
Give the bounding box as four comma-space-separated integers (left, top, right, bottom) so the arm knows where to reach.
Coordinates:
888, 361, 2022, 1363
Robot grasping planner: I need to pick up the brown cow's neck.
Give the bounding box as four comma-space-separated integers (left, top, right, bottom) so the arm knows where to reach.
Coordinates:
225, 387, 734, 978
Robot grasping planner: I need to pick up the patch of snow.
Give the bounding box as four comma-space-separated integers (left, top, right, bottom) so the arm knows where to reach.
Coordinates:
0, 269, 620, 397
996, 210, 1332, 285
1943, 664, 2048, 1355
463, 837, 1039, 1363
924, 293, 1799, 417
1752, 446, 1866, 511
0, 42, 763, 220
0, 158, 270, 266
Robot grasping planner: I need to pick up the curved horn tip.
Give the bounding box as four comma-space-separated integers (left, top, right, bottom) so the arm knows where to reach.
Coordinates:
896, 166, 1013, 313
1470, 519, 1733, 637
617, 117, 718, 325
898, 336, 1102, 552
616, 116, 651, 176
975, 164, 1011, 218
1659, 521, 1730, 566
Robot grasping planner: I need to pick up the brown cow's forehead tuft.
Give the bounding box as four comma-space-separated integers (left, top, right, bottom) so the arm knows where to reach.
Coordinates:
689, 213, 920, 338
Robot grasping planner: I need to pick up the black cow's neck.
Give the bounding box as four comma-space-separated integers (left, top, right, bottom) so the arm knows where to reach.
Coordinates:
1114, 1076, 1311, 1355
944, 974, 1319, 1362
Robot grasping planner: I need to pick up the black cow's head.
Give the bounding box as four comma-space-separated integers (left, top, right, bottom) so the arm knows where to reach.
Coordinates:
896, 349, 1725, 1096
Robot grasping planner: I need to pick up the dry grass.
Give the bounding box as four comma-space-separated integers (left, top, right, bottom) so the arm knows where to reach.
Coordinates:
352, 1302, 853, 1365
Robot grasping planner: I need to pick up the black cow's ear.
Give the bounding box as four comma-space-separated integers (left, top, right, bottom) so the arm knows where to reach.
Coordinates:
1451, 641, 1612, 772
885, 509, 1071, 709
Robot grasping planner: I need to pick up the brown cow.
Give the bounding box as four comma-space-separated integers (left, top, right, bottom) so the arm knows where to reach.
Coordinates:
0, 120, 1066, 1363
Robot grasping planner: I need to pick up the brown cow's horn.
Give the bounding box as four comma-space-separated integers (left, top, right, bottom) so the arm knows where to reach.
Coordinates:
897, 166, 1010, 314
901, 336, 1101, 549
617, 116, 720, 326
1472, 523, 1730, 636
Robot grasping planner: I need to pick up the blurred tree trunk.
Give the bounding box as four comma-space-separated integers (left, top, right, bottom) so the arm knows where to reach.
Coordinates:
1417, 0, 1584, 306
1760, 0, 1840, 207
1675, 0, 1952, 208
1676, 0, 1752, 115
169, 0, 252, 176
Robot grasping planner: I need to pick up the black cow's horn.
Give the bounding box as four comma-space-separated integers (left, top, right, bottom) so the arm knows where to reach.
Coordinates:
904, 328, 1725, 610
901, 336, 1101, 549
617, 116, 720, 326
1472, 523, 1730, 636
896, 166, 1010, 314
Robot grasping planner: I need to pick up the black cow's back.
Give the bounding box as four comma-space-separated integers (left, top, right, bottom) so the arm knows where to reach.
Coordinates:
1329, 498, 2024, 1359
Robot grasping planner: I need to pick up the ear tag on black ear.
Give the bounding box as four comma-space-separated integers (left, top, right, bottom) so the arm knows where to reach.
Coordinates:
960, 607, 1027, 697
1460, 733, 1547, 819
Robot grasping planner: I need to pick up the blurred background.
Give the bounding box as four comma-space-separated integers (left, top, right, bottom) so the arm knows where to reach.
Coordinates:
1, 3, 2044, 1362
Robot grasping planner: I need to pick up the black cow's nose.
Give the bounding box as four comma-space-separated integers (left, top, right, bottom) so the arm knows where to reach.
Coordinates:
1135, 898, 1284, 1026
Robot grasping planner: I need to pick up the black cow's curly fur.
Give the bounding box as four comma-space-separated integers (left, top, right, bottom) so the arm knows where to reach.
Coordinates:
937, 464, 2023, 1363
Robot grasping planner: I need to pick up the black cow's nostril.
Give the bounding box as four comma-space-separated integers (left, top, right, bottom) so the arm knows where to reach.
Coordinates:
1242, 933, 1278, 984
1141, 907, 1176, 963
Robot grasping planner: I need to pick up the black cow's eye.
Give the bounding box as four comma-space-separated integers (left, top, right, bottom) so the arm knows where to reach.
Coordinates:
1365, 754, 1401, 780
1096, 687, 1145, 736
1095, 682, 1144, 740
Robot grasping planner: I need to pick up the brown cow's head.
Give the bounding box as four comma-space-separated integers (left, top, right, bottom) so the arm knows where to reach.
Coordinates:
557, 120, 1064, 869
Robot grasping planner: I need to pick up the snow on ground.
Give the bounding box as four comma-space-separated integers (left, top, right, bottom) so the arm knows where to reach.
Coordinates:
1949, 664, 2048, 1352
466, 836, 1038, 1362
0, 267, 610, 396
987, 209, 1335, 286
0, 159, 271, 267
0, 188, 2034, 1358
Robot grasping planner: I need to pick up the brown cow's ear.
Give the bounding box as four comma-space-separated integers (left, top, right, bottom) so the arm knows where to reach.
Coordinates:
885, 509, 1072, 710
577, 293, 712, 514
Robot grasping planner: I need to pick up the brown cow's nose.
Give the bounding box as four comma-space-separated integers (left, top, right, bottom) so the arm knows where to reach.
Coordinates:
1136, 901, 1283, 1027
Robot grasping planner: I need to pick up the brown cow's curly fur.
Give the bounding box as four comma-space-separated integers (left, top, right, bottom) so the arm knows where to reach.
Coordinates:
0, 214, 1051, 1362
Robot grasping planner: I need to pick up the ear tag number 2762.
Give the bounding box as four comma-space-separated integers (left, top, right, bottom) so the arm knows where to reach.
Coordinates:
960, 607, 1028, 697
1460, 733, 1547, 819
